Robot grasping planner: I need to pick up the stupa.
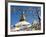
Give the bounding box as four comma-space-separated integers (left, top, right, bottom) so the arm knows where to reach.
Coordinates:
15, 11, 31, 31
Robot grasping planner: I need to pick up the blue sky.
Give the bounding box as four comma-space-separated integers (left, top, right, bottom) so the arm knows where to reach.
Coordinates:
10, 5, 41, 26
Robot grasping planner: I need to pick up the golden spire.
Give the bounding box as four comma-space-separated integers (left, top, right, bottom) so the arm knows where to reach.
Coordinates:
20, 11, 26, 21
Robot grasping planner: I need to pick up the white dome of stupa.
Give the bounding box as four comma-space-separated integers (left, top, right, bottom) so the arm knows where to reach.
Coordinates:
15, 21, 31, 31
15, 21, 30, 26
